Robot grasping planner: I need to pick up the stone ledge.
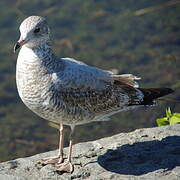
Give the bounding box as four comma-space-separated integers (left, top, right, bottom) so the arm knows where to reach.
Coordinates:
0, 124, 180, 180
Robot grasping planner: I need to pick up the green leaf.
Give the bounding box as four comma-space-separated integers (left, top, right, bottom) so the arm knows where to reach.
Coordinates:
156, 117, 169, 126
169, 114, 180, 125
166, 108, 172, 118
173, 113, 180, 118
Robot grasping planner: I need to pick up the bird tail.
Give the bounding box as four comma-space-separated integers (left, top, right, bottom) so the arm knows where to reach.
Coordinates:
138, 88, 174, 105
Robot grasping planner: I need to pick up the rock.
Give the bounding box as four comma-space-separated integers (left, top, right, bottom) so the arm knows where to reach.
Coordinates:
0, 124, 180, 180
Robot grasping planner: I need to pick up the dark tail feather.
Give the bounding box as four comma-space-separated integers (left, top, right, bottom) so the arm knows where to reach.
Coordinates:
138, 88, 174, 105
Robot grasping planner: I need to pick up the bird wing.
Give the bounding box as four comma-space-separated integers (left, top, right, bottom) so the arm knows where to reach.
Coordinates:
51, 58, 143, 117
52, 57, 141, 90
52, 57, 113, 90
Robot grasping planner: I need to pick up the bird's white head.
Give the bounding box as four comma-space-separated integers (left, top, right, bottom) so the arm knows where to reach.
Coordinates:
14, 16, 50, 52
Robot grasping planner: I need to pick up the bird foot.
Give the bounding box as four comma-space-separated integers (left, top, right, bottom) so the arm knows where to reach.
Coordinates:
56, 161, 74, 173
38, 155, 63, 165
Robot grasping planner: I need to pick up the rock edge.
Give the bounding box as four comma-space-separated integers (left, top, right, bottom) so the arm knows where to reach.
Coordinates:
0, 124, 180, 180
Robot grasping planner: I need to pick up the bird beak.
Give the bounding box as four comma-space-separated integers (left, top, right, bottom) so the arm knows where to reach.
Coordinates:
14, 40, 26, 53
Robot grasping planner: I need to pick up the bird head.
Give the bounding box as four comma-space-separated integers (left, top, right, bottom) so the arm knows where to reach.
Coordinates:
14, 16, 50, 52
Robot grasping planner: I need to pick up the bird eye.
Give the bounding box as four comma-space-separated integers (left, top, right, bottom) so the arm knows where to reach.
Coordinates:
34, 28, 40, 33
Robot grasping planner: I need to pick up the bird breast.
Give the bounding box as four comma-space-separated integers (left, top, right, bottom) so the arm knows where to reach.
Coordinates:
16, 47, 52, 109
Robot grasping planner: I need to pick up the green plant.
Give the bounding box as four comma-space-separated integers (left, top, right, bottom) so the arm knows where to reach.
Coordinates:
156, 108, 180, 126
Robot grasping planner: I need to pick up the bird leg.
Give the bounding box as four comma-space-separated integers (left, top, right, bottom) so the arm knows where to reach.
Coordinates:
40, 123, 64, 165
56, 126, 75, 173
56, 139, 74, 173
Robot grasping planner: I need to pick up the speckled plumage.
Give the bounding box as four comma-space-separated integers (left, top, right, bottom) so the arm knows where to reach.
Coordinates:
14, 16, 174, 173
15, 16, 173, 127
15, 16, 146, 126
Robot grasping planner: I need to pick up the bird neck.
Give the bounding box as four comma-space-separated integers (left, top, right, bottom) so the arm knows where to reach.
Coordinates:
18, 42, 63, 73
32, 42, 54, 59
25, 42, 57, 69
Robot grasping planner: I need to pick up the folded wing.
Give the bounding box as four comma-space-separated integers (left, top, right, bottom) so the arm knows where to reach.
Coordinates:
52, 57, 140, 91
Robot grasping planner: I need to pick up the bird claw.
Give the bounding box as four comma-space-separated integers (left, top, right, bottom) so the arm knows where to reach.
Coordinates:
56, 161, 74, 173
38, 156, 63, 165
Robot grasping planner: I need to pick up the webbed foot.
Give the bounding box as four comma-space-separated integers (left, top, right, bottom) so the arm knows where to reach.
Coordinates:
56, 161, 74, 173
38, 155, 63, 165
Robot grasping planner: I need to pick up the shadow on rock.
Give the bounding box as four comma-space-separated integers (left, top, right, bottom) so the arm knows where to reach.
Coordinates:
98, 136, 180, 175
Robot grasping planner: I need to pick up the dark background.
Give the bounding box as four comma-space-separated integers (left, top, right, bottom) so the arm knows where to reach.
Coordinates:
0, 0, 179, 162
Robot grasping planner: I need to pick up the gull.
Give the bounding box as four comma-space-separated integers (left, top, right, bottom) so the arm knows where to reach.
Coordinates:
14, 16, 173, 173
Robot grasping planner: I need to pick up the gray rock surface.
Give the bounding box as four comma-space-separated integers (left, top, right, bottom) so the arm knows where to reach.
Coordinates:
0, 124, 180, 180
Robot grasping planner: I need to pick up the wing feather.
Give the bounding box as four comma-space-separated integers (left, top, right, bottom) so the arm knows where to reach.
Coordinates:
52, 58, 141, 91
52, 58, 113, 90
112, 74, 141, 88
